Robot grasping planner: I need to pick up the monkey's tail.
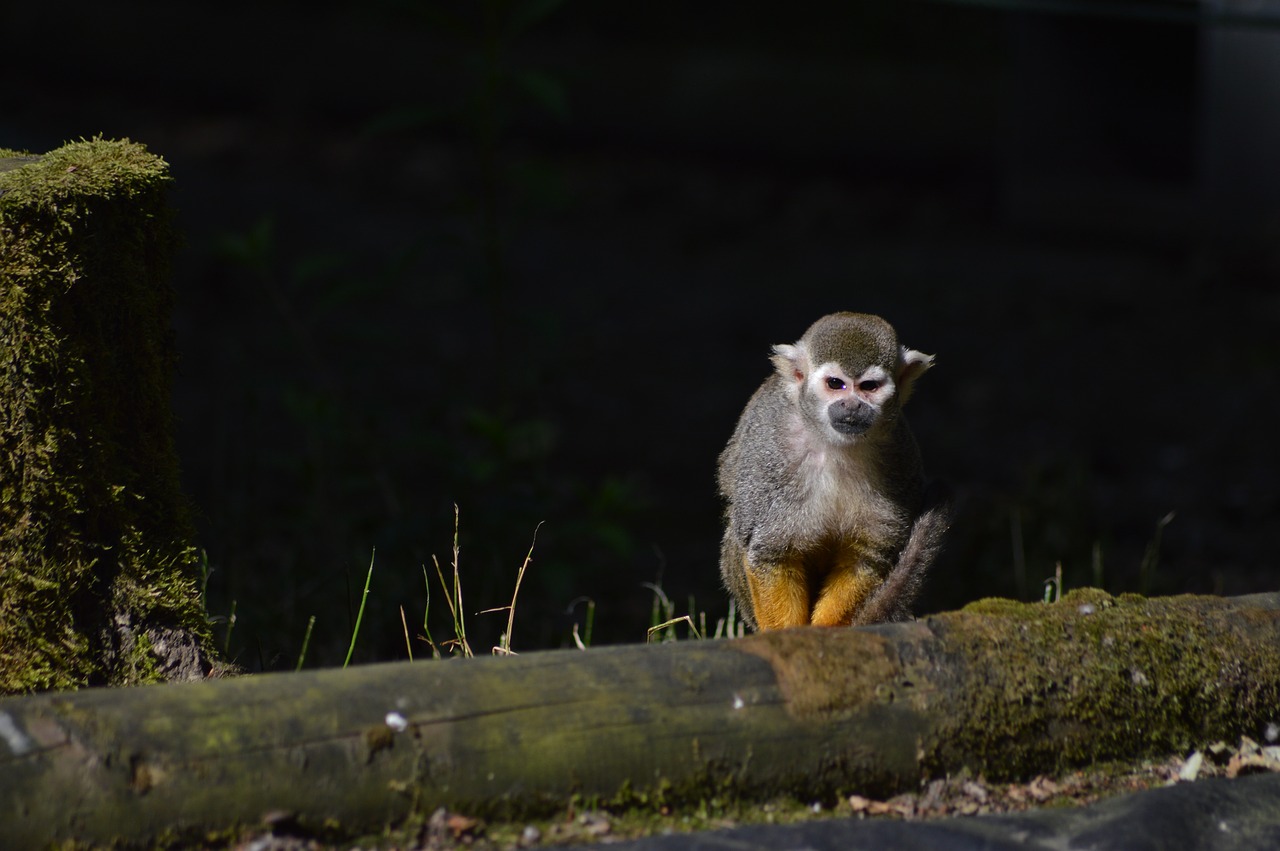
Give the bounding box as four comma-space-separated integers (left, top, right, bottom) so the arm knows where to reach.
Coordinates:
855, 480, 953, 625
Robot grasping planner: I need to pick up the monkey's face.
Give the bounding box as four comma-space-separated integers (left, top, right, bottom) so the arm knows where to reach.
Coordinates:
809, 361, 897, 443
771, 312, 935, 447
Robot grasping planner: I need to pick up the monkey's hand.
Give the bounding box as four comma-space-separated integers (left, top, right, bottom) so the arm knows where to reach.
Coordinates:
853, 480, 953, 625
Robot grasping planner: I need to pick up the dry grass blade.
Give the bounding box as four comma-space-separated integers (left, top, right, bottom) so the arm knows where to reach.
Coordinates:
400, 605, 413, 662
647, 615, 702, 643
431, 506, 472, 658
566, 596, 595, 649
483, 521, 544, 655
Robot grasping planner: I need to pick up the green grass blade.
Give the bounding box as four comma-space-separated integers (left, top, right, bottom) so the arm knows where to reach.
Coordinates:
343, 549, 376, 669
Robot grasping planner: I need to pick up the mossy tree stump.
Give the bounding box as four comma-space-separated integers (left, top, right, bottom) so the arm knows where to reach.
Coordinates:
0, 138, 214, 691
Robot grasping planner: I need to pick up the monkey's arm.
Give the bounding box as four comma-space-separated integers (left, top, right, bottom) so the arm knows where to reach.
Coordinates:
721, 486, 814, 631
740, 554, 812, 631
852, 480, 952, 625
718, 390, 819, 630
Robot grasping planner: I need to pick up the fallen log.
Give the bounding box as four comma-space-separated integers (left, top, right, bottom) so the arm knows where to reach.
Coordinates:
1, 589, 1277, 847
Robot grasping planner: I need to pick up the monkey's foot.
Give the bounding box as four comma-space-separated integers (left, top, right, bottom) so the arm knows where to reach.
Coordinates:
810, 566, 881, 627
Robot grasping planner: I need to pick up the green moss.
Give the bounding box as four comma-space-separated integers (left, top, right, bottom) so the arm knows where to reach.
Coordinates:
922, 590, 1280, 779
0, 138, 213, 692
963, 588, 1118, 616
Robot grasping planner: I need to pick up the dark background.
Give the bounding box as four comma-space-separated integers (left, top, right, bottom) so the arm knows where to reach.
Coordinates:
5, 0, 1278, 669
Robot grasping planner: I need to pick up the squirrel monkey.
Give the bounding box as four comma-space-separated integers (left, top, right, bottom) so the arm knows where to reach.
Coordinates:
717, 312, 950, 631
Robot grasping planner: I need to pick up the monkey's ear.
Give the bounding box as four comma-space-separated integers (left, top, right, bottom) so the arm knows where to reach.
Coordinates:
770, 342, 809, 387
896, 347, 934, 405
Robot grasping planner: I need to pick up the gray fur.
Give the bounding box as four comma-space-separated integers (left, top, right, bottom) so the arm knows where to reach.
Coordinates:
851, 480, 952, 624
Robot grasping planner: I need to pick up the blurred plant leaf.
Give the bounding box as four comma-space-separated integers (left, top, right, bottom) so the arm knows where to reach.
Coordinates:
506, 0, 568, 38
514, 69, 569, 120
382, 0, 471, 35
362, 105, 453, 138
290, 253, 351, 286
215, 216, 275, 271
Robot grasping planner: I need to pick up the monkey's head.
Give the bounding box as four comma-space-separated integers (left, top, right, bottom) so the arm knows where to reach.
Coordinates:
771, 312, 934, 446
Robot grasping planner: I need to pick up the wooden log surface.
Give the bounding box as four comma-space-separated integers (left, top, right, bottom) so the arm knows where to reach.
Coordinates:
0, 155, 42, 175
1, 589, 1278, 847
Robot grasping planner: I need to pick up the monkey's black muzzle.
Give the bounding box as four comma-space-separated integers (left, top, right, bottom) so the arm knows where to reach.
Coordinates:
828, 399, 876, 435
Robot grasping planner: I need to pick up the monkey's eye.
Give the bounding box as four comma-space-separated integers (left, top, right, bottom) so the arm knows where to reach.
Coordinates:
858, 379, 882, 392
826, 377, 847, 391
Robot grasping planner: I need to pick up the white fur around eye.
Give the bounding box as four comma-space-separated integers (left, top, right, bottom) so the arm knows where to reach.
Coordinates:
853, 366, 894, 401
810, 364, 852, 397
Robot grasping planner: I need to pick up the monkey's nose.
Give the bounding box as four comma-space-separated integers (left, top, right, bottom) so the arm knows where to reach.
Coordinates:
829, 400, 875, 435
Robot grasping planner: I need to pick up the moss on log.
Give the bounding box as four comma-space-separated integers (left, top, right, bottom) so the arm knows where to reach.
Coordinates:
0, 590, 1276, 847
0, 138, 214, 692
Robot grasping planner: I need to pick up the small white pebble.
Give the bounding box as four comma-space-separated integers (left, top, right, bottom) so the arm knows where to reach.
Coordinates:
0, 712, 34, 756
810, 802, 822, 813
732, 694, 745, 710
521, 824, 541, 845
1078, 603, 1095, 615
1178, 751, 1203, 782
1265, 722, 1279, 743
384, 711, 409, 732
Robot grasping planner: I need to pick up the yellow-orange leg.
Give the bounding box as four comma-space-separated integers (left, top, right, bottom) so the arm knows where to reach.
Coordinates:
743, 556, 810, 630
810, 562, 881, 627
